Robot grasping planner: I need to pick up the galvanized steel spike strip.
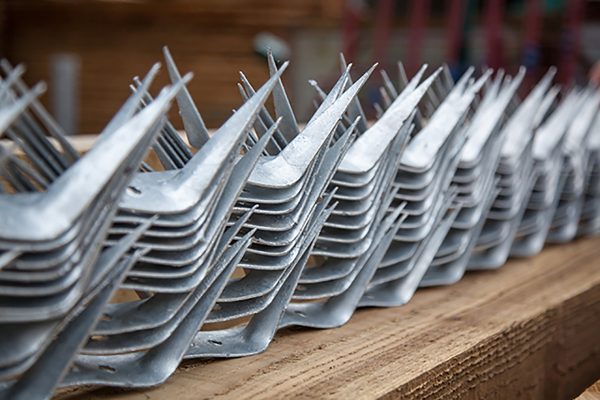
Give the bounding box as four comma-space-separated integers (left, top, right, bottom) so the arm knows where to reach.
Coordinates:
0, 51, 598, 399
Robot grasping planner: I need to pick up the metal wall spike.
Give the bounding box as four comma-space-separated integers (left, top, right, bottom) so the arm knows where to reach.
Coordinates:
468, 68, 556, 270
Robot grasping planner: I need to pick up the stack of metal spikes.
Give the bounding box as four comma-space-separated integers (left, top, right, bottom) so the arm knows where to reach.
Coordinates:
421, 68, 526, 286
578, 114, 600, 236
0, 63, 190, 398
361, 66, 481, 306
468, 68, 559, 269
511, 89, 582, 256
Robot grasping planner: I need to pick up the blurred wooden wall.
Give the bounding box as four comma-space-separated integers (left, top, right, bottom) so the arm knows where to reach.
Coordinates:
0, 0, 343, 134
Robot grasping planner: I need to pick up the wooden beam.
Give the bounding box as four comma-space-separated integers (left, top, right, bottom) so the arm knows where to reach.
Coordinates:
578, 380, 600, 399
56, 236, 600, 400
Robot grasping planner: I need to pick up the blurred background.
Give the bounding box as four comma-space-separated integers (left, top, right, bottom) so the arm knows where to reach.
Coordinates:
0, 0, 599, 135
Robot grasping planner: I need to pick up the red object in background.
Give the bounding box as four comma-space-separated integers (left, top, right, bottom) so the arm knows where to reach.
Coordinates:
521, 0, 543, 91
342, 0, 364, 62
523, 0, 542, 53
372, 0, 395, 69
407, 0, 431, 75
485, 0, 505, 70
445, 0, 465, 67
559, 0, 585, 85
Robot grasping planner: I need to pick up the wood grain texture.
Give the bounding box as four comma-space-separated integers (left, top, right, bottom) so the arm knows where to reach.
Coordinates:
55, 236, 600, 400
578, 380, 600, 400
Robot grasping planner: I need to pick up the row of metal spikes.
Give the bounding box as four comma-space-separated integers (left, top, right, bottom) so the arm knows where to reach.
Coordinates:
0, 47, 598, 400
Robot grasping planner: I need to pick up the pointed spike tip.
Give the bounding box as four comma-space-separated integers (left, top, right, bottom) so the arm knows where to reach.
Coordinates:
339, 53, 348, 68
354, 63, 378, 84
12, 63, 26, 76
149, 62, 161, 76
31, 81, 47, 96
178, 71, 194, 87
277, 60, 290, 75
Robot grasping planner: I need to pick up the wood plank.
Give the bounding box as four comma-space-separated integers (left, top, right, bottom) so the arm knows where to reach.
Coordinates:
3, 0, 343, 133
579, 380, 600, 400
5, 0, 344, 29
56, 236, 600, 400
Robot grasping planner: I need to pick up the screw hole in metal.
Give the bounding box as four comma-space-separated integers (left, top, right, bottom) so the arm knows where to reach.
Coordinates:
98, 365, 116, 373
126, 185, 142, 196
